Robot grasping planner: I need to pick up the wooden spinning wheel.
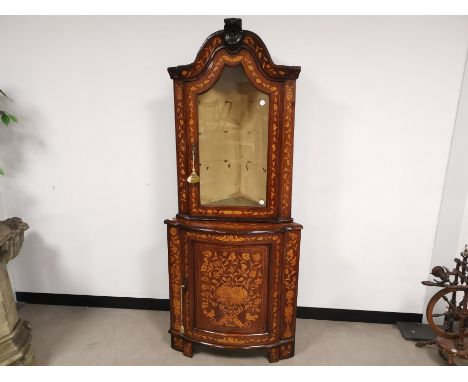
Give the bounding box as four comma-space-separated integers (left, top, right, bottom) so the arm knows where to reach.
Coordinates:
426, 287, 468, 341
419, 245, 468, 365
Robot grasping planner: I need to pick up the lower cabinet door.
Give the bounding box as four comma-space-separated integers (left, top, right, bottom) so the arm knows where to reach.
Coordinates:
182, 230, 282, 347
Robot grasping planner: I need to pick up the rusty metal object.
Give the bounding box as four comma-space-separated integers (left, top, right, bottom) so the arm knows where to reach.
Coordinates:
419, 245, 468, 365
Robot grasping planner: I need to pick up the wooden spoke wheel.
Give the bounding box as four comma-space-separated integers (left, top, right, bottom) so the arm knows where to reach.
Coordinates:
426, 287, 468, 340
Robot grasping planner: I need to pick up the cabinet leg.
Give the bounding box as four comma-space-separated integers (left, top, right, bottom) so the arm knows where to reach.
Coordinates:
171, 334, 194, 358
268, 342, 295, 363
268, 347, 280, 363
171, 334, 184, 352
183, 340, 193, 358
279, 342, 295, 360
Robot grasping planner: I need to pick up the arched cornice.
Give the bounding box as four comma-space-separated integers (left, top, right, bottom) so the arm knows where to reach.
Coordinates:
167, 18, 301, 82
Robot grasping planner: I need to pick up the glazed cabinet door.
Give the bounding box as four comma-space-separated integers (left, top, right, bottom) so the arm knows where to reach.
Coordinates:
182, 230, 283, 347
181, 50, 284, 220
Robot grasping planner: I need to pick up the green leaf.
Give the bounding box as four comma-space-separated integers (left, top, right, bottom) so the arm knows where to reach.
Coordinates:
9, 114, 17, 123
1, 113, 9, 126
0, 168, 4, 176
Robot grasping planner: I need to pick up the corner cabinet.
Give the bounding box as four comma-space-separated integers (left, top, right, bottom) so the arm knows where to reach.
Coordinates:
164, 18, 303, 363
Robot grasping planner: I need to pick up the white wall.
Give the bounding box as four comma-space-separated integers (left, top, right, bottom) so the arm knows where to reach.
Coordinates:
0, 16, 467, 313
425, 46, 468, 313
458, 201, 468, 251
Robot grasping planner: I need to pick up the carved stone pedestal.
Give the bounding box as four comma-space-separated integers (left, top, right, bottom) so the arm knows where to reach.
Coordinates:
0, 217, 35, 366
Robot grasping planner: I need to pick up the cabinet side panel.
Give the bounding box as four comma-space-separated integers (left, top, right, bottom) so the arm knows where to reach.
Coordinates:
279, 80, 297, 218
282, 229, 301, 338
268, 234, 283, 340
174, 81, 189, 213
167, 226, 183, 331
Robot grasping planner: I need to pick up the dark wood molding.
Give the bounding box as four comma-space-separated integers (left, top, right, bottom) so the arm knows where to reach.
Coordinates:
16, 292, 422, 324
167, 18, 301, 82
165, 218, 302, 235
175, 213, 294, 224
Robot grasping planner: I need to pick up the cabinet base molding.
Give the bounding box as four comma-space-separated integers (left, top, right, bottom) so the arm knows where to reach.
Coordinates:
170, 332, 295, 363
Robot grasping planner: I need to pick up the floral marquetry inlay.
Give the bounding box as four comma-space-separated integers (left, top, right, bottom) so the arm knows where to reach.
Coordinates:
180, 228, 284, 346
283, 230, 301, 338
174, 81, 188, 213
168, 36, 223, 80
280, 81, 296, 217
196, 247, 267, 331
167, 227, 182, 331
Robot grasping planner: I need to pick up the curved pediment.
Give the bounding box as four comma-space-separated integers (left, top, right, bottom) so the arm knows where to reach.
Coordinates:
168, 18, 301, 82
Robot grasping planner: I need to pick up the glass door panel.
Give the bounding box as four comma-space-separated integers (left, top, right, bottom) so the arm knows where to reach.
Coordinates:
198, 65, 269, 207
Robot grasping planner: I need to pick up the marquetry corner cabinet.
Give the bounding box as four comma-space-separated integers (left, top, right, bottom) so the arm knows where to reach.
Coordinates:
164, 18, 303, 363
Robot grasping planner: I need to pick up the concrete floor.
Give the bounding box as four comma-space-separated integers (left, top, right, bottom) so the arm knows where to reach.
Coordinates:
17, 303, 452, 366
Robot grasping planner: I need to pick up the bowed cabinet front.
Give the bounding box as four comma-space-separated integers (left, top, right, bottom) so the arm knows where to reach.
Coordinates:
166, 221, 302, 362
